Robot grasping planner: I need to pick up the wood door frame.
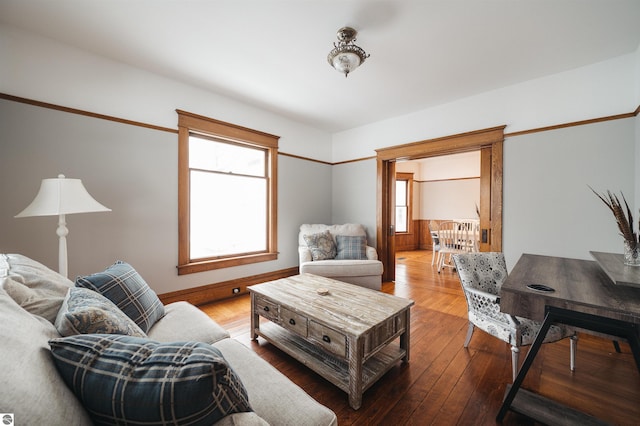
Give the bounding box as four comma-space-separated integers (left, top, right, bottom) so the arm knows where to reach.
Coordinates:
376, 126, 505, 282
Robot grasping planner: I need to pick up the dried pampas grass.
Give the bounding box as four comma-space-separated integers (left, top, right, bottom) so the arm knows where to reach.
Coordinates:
590, 186, 639, 251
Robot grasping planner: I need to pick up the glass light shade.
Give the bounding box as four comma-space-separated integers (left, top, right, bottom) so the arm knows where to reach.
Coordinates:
331, 52, 362, 74
327, 26, 369, 77
15, 175, 111, 217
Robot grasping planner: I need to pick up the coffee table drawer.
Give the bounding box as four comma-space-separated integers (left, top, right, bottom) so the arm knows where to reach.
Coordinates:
309, 320, 346, 357
255, 295, 279, 322
281, 307, 308, 337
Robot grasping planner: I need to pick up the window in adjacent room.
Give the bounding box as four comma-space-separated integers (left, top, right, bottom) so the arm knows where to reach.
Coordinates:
395, 173, 413, 234
177, 110, 279, 275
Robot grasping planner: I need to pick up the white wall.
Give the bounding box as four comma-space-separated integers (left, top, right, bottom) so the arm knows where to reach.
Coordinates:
503, 118, 635, 269
0, 25, 333, 163
397, 153, 480, 220
331, 159, 378, 245
419, 180, 479, 220
0, 99, 334, 294
1, 23, 638, 287
332, 53, 638, 163
418, 152, 480, 180
0, 25, 334, 294
331, 53, 638, 270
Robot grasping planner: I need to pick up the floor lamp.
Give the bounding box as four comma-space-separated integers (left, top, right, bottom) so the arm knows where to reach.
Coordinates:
15, 174, 111, 278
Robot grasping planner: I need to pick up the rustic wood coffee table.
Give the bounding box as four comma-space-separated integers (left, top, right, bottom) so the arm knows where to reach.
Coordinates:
249, 273, 414, 410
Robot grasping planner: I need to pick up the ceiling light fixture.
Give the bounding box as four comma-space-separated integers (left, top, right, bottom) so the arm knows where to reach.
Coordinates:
327, 27, 370, 77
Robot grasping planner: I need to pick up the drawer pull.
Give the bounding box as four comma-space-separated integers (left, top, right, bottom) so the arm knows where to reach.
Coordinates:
289, 318, 296, 325
263, 306, 270, 312
322, 335, 331, 343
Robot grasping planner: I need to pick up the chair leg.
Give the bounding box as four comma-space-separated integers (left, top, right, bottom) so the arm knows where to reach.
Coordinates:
432, 250, 436, 266
510, 346, 520, 382
570, 334, 578, 371
463, 323, 474, 347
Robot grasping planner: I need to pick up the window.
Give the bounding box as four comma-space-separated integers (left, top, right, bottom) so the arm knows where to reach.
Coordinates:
177, 110, 279, 275
395, 173, 413, 234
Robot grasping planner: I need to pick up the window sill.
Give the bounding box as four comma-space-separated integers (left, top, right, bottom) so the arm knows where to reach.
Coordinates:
177, 252, 278, 275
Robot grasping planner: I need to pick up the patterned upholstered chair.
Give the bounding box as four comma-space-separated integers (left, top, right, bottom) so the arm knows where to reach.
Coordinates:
452, 252, 578, 381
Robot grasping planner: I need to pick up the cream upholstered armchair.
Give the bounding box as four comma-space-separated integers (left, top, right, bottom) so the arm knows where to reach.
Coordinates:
452, 252, 577, 382
298, 224, 383, 290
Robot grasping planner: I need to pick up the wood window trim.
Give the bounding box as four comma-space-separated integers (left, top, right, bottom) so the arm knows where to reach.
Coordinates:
176, 110, 279, 275
395, 172, 414, 235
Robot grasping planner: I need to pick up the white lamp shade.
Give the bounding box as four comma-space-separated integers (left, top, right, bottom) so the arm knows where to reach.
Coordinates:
15, 175, 111, 217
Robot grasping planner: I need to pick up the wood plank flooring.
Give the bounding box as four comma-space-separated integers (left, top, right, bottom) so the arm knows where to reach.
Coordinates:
199, 250, 639, 425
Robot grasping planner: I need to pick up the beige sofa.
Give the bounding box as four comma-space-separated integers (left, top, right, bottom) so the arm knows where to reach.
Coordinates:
298, 223, 383, 290
0, 253, 337, 426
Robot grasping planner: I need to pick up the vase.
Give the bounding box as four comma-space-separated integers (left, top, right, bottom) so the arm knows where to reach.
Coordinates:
623, 241, 640, 266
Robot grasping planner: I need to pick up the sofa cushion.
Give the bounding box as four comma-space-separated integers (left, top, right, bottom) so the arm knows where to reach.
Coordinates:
0, 282, 92, 424
335, 235, 368, 260
1, 253, 73, 323
49, 334, 252, 426
303, 230, 337, 261
147, 301, 230, 344
300, 259, 384, 277
55, 287, 146, 337
214, 412, 270, 426
75, 261, 164, 333
213, 338, 338, 426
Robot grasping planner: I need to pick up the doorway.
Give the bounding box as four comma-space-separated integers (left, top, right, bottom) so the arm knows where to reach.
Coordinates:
376, 126, 505, 282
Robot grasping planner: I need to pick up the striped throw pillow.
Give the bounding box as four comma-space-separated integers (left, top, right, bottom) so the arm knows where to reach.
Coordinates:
335, 235, 368, 260
75, 261, 164, 333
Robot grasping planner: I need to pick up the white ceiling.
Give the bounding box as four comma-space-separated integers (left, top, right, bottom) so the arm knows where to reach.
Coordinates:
2, 0, 640, 133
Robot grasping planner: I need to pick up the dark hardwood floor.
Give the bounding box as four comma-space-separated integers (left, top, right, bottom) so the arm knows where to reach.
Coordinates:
199, 250, 639, 425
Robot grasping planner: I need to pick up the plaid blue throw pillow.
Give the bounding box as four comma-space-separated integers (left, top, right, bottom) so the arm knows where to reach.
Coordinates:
76, 261, 164, 333
49, 335, 252, 426
335, 235, 368, 260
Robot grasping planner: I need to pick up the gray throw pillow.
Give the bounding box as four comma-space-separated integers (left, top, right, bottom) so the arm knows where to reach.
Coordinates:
55, 287, 146, 337
75, 261, 164, 333
303, 230, 337, 261
335, 235, 368, 260
49, 334, 252, 426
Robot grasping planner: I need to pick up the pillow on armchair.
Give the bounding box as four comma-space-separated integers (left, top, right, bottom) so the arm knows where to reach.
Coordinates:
303, 230, 337, 261
335, 235, 368, 260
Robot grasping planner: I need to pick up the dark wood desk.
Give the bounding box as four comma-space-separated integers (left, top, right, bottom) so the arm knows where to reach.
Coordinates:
496, 253, 640, 422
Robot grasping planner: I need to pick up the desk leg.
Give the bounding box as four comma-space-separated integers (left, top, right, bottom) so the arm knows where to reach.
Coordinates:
496, 310, 554, 422
497, 306, 640, 422
542, 307, 640, 373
